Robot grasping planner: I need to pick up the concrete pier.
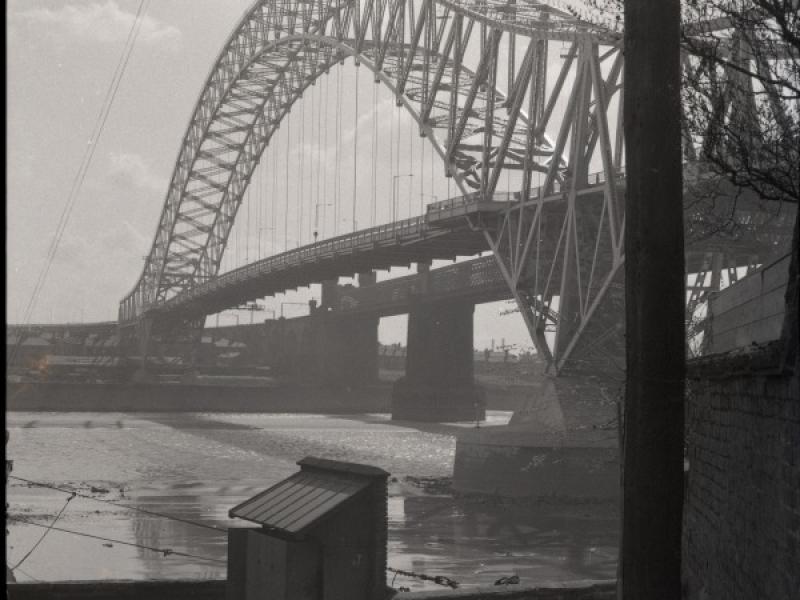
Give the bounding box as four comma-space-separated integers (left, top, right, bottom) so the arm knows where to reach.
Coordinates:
392, 301, 485, 422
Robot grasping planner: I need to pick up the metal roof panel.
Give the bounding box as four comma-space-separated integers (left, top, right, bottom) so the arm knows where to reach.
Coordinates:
229, 470, 370, 534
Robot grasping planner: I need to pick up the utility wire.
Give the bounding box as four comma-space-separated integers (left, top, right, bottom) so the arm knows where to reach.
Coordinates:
315, 79, 322, 237
299, 91, 306, 245
9, 476, 223, 532
421, 131, 425, 214
387, 566, 459, 589
13, 565, 41, 582
372, 82, 378, 227
284, 116, 291, 250
334, 66, 343, 235
310, 82, 316, 241
11, 0, 149, 366
352, 65, 360, 232
8, 516, 226, 565
20, 0, 147, 318
11, 493, 75, 570
322, 74, 330, 237
272, 138, 278, 254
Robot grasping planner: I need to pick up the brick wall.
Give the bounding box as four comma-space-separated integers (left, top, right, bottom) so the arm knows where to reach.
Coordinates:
683, 344, 799, 599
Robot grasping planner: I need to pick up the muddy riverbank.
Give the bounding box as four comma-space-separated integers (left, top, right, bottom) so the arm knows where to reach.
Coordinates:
6, 411, 618, 590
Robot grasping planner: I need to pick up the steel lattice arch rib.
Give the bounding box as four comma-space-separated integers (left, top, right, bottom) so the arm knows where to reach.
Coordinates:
120, 0, 617, 320
119, 0, 794, 375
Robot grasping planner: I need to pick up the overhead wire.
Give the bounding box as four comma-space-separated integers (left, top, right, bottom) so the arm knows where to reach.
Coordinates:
246, 183, 251, 263
256, 158, 261, 259
334, 66, 343, 235
371, 81, 378, 227
314, 78, 327, 238
11, 0, 149, 366
311, 81, 318, 240
408, 103, 414, 218
421, 133, 425, 215
322, 74, 330, 237
272, 135, 277, 254
431, 133, 435, 199
10, 492, 75, 570
9, 475, 224, 532
258, 155, 263, 260
13, 565, 41, 583
299, 88, 306, 246
352, 64, 360, 231
395, 102, 401, 219
389, 91, 395, 221
284, 115, 291, 250
315, 76, 323, 239
8, 516, 226, 565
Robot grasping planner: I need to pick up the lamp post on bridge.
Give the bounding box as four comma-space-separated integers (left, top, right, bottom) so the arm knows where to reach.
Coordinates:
259, 227, 274, 258
419, 193, 438, 216
392, 174, 413, 222
314, 203, 332, 243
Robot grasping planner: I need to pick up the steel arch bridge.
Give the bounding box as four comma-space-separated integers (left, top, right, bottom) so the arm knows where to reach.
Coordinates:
119, 0, 794, 375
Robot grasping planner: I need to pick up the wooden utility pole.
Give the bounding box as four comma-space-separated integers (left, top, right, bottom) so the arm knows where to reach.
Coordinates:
622, 1, 685, 598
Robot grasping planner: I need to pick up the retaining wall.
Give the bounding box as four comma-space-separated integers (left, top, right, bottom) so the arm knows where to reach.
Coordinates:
5, 381, 391, 413
683, 343, 799, 600
6, 580, 616, 600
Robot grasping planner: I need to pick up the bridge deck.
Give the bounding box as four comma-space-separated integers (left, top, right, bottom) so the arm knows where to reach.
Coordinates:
140, 177, 794, 326
151, 199, 510, 322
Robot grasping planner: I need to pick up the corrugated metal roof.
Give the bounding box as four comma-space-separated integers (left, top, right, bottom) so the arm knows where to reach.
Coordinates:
229, 470, 369, 534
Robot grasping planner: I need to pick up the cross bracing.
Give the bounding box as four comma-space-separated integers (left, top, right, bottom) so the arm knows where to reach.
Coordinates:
121, 0, 619, 321
120, 0, 795, 375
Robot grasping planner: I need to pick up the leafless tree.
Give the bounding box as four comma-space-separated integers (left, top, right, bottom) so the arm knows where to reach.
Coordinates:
586, 1, 798, 207
678, 0, 798, 248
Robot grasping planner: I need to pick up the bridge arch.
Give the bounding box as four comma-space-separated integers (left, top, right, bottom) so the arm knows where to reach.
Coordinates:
119, 0, 612, 323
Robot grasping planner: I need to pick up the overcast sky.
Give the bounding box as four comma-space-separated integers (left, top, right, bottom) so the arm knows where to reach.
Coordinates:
7, 0, 535, 351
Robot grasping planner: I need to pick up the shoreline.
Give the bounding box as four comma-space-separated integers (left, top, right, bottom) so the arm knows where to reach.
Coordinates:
6, 377, 538, 413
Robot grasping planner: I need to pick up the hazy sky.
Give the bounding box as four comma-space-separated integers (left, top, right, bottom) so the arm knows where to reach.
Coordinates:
7, 0, 535, 351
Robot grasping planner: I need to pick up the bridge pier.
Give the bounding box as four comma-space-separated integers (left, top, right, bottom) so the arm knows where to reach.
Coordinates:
265, 302, 379, 387
313, 312, 379, 387
131, 317, 156, 383
392, 301, 485, 422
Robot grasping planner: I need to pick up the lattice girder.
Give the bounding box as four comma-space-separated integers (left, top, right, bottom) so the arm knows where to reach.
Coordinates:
119, 0, 617, 324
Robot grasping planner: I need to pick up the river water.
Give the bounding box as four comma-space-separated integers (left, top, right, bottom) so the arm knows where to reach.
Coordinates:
6, 410, 618, 590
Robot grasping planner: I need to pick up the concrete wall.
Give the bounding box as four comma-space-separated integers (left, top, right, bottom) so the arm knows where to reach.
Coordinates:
6, 580, 226, 600
6, 581, 616, 600
683, 345, 799, 600
706, 253, 790, 354
6, 381, 391, 413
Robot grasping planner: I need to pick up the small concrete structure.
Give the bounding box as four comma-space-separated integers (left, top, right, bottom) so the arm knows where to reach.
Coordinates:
453, 377, 619, 498
226, 456, 390, 600
453, 427, 619, 499
705, 253, 790, 354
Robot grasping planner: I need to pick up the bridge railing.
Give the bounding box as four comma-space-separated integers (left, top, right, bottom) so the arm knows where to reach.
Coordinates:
158, 214, 431, 311
426, 191, 515, 213
126, 176, 628, 320
424, 170, 626, 215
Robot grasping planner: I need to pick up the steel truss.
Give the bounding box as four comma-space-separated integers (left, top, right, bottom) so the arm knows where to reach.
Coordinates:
119, 1, 794, 375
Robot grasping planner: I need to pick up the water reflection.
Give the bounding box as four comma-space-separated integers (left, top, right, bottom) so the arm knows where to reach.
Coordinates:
389, 495, 617, 589
7, 411, 617, 587
129, 491, 228, 580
